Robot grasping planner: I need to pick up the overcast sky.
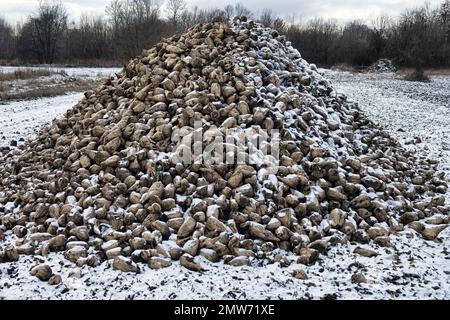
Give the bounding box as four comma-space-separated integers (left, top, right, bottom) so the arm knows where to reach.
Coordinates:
0, 0, 444, 25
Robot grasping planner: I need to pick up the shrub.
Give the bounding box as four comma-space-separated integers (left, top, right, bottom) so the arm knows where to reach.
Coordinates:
403, 67, 431, 82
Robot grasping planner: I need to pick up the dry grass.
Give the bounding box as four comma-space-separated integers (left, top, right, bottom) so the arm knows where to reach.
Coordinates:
0, 82, 10, 92
423, 68, 450, 76
400, 68, 431, 82
0, 59, 21, 66
0, 79, 99, 102
0, 68, 67, 81
62, 59, 122, 68
331, 63, 364, 73
396, 67, 450, 78
0, 59, 121, 68
0, 68, 99, 101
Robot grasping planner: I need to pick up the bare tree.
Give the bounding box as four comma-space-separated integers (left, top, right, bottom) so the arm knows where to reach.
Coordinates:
442, 0, 450, 21
0, 17, 15, 60
259, 9, 274, 27
339, 20, 374, 66
441, 0, 450, 43
272, 19, 285, 31
234, 3, 252, 18
258, 9, 284, 30
166, 0, 186, 26
106, 0, 164, 59
64, 15, 113, 61
106, 0, 123, 35
370, 14, 392, 58
23, 0, 68, 64
224, 5, 234, 20
286, 18, 340, 66
175, 5, 227, 28
397, 5, 434, 67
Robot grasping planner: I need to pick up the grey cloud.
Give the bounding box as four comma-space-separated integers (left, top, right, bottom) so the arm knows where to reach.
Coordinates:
188, 0, 442, 21
0, 0, 444, 25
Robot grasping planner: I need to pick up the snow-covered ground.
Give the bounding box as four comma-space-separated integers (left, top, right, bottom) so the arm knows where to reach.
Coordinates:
323, 69, 450, 176
0, 70, 449, 300
0, 94, 81, 146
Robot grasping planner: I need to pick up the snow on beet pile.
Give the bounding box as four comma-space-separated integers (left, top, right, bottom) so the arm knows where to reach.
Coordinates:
0, 18, 448, 280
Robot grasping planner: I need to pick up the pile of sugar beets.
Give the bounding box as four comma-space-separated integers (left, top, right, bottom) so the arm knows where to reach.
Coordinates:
0, 17, 448, 275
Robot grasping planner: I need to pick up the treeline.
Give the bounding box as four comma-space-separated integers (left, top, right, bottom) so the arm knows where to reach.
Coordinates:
0, 0, 449, 68
285, 2, 450, 68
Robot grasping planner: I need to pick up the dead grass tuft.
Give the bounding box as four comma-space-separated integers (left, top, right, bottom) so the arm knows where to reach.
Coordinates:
0, 68, 67, 81
402, 68, 431, 82
423, 68, 450, 76
0, 79, 99, 102
331, 63, 363, 73
0, 82, 10, 92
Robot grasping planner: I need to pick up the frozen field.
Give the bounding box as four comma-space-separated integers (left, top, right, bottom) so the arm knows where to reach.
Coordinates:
0, 70, 449, 300
0, 94, 81, 145
323, 69, 450, 176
